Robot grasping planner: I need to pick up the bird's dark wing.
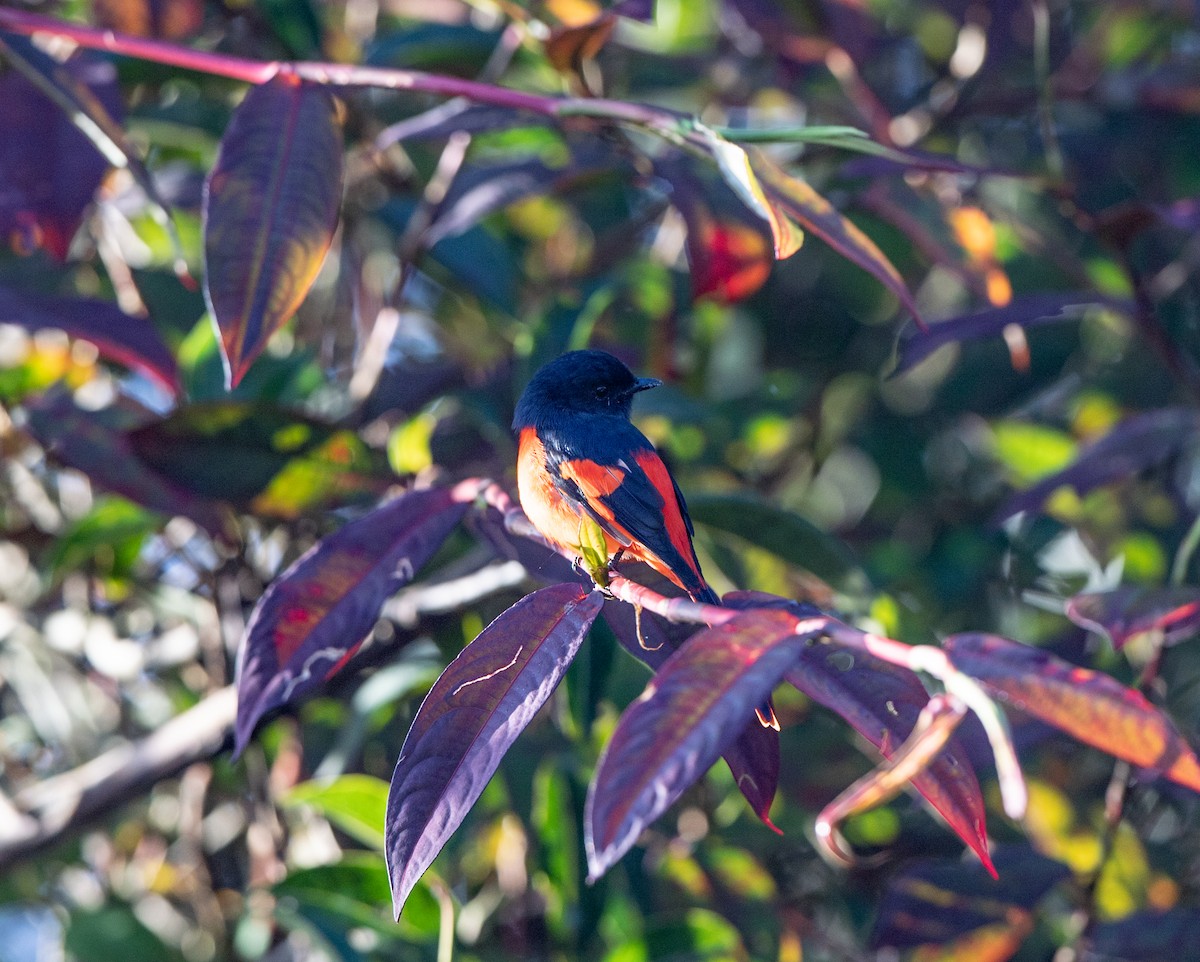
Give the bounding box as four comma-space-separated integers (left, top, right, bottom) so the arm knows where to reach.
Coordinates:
541, 419, 708, 595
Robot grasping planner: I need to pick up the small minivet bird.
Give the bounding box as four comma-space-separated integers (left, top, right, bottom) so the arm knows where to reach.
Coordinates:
513, 349, 777, 728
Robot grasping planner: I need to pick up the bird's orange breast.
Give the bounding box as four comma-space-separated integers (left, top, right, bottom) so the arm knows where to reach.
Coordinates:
516, 427, 693, 592
517, 427, 618, 555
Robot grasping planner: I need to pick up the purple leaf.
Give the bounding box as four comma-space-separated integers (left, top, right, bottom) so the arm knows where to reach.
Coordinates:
892, 293, 1133, 375
1066, 587, 1200, 649
943, 633, 1200, 794
787, 648, 993, 876
585, 608, 825, 880
203, 75, 344, 387
234, 483, 478, 755
721, 719, 782, 829
0, 285, 178, 393
386, 583, 603, 916
22, 391, 227, 533
995, 407, 1200, 523
723, 592, 992, 874
0, 44, 120, 259
602, 598, 782, 825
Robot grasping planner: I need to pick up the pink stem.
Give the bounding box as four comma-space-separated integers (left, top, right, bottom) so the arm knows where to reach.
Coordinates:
0, 9, 681, 128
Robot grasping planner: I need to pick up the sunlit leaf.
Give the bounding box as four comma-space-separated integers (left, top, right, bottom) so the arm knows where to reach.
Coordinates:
284, 775, 390, 851
0, 285, 178, 393
688, 124, 804, 259
203, 74, 344, 386
750, 149, 923, 325
943, 633, 1200, 792
546, 14, 617, 74
586, 608, 826, 880
994, 408, 1200, 523
386, 583, 603, 917
234, 482, 479, 755
871, 845, 1068, 950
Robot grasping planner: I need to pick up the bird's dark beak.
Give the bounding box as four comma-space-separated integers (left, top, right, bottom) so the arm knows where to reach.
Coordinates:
632, 377, 662, 394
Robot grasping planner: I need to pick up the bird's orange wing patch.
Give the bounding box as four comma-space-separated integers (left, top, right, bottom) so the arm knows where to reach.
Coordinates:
633, 450, 704, 583
559, 458, 627, 528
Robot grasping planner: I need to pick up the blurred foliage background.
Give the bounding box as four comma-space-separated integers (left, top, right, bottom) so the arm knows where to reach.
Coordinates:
3, 0, 1200, 959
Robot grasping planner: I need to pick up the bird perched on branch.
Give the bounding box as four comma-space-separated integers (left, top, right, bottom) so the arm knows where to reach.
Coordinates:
513, 349, 777, 729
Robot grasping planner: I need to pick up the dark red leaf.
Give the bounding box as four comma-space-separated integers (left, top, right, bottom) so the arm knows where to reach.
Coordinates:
386, 583, 603, 916
943, 633, 1200, 793
0, 46, 120, 259
602, 598, 781, 826
892, 294, 1134, 376
721, 719, 781, 830
1066, 587, 1200, 649
585, 608, 824, 879
995, 408, 1200, 523
203, 75, 344, 387
234, 483, 478, 755
0, 285, 178, 393
722, 592, 991, 871
786, 646, 993, 875
22, 391, 227, 533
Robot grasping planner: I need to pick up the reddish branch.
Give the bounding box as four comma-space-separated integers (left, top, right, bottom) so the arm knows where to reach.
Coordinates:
0, 9, 682, 131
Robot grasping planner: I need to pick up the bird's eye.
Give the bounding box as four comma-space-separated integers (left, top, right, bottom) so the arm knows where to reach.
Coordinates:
594, 385, 609, 399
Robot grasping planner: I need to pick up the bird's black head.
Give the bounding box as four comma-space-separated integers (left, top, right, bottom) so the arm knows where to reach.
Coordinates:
512, 350, 662, 429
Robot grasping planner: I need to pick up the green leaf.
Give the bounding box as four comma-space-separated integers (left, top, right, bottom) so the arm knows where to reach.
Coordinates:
283, 774, 390, 851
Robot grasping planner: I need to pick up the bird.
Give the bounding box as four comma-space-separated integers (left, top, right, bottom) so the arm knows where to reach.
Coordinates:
512, 349, 778, 729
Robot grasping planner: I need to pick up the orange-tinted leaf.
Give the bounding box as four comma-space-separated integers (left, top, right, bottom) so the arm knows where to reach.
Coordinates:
943, 633, 1200, 793
546, 14, 617, 73
690, 217, 773, 302
204, 75, 344, 386
750, 149, 924, 325
586, 608, 824, 879
94, 0, 203, 40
